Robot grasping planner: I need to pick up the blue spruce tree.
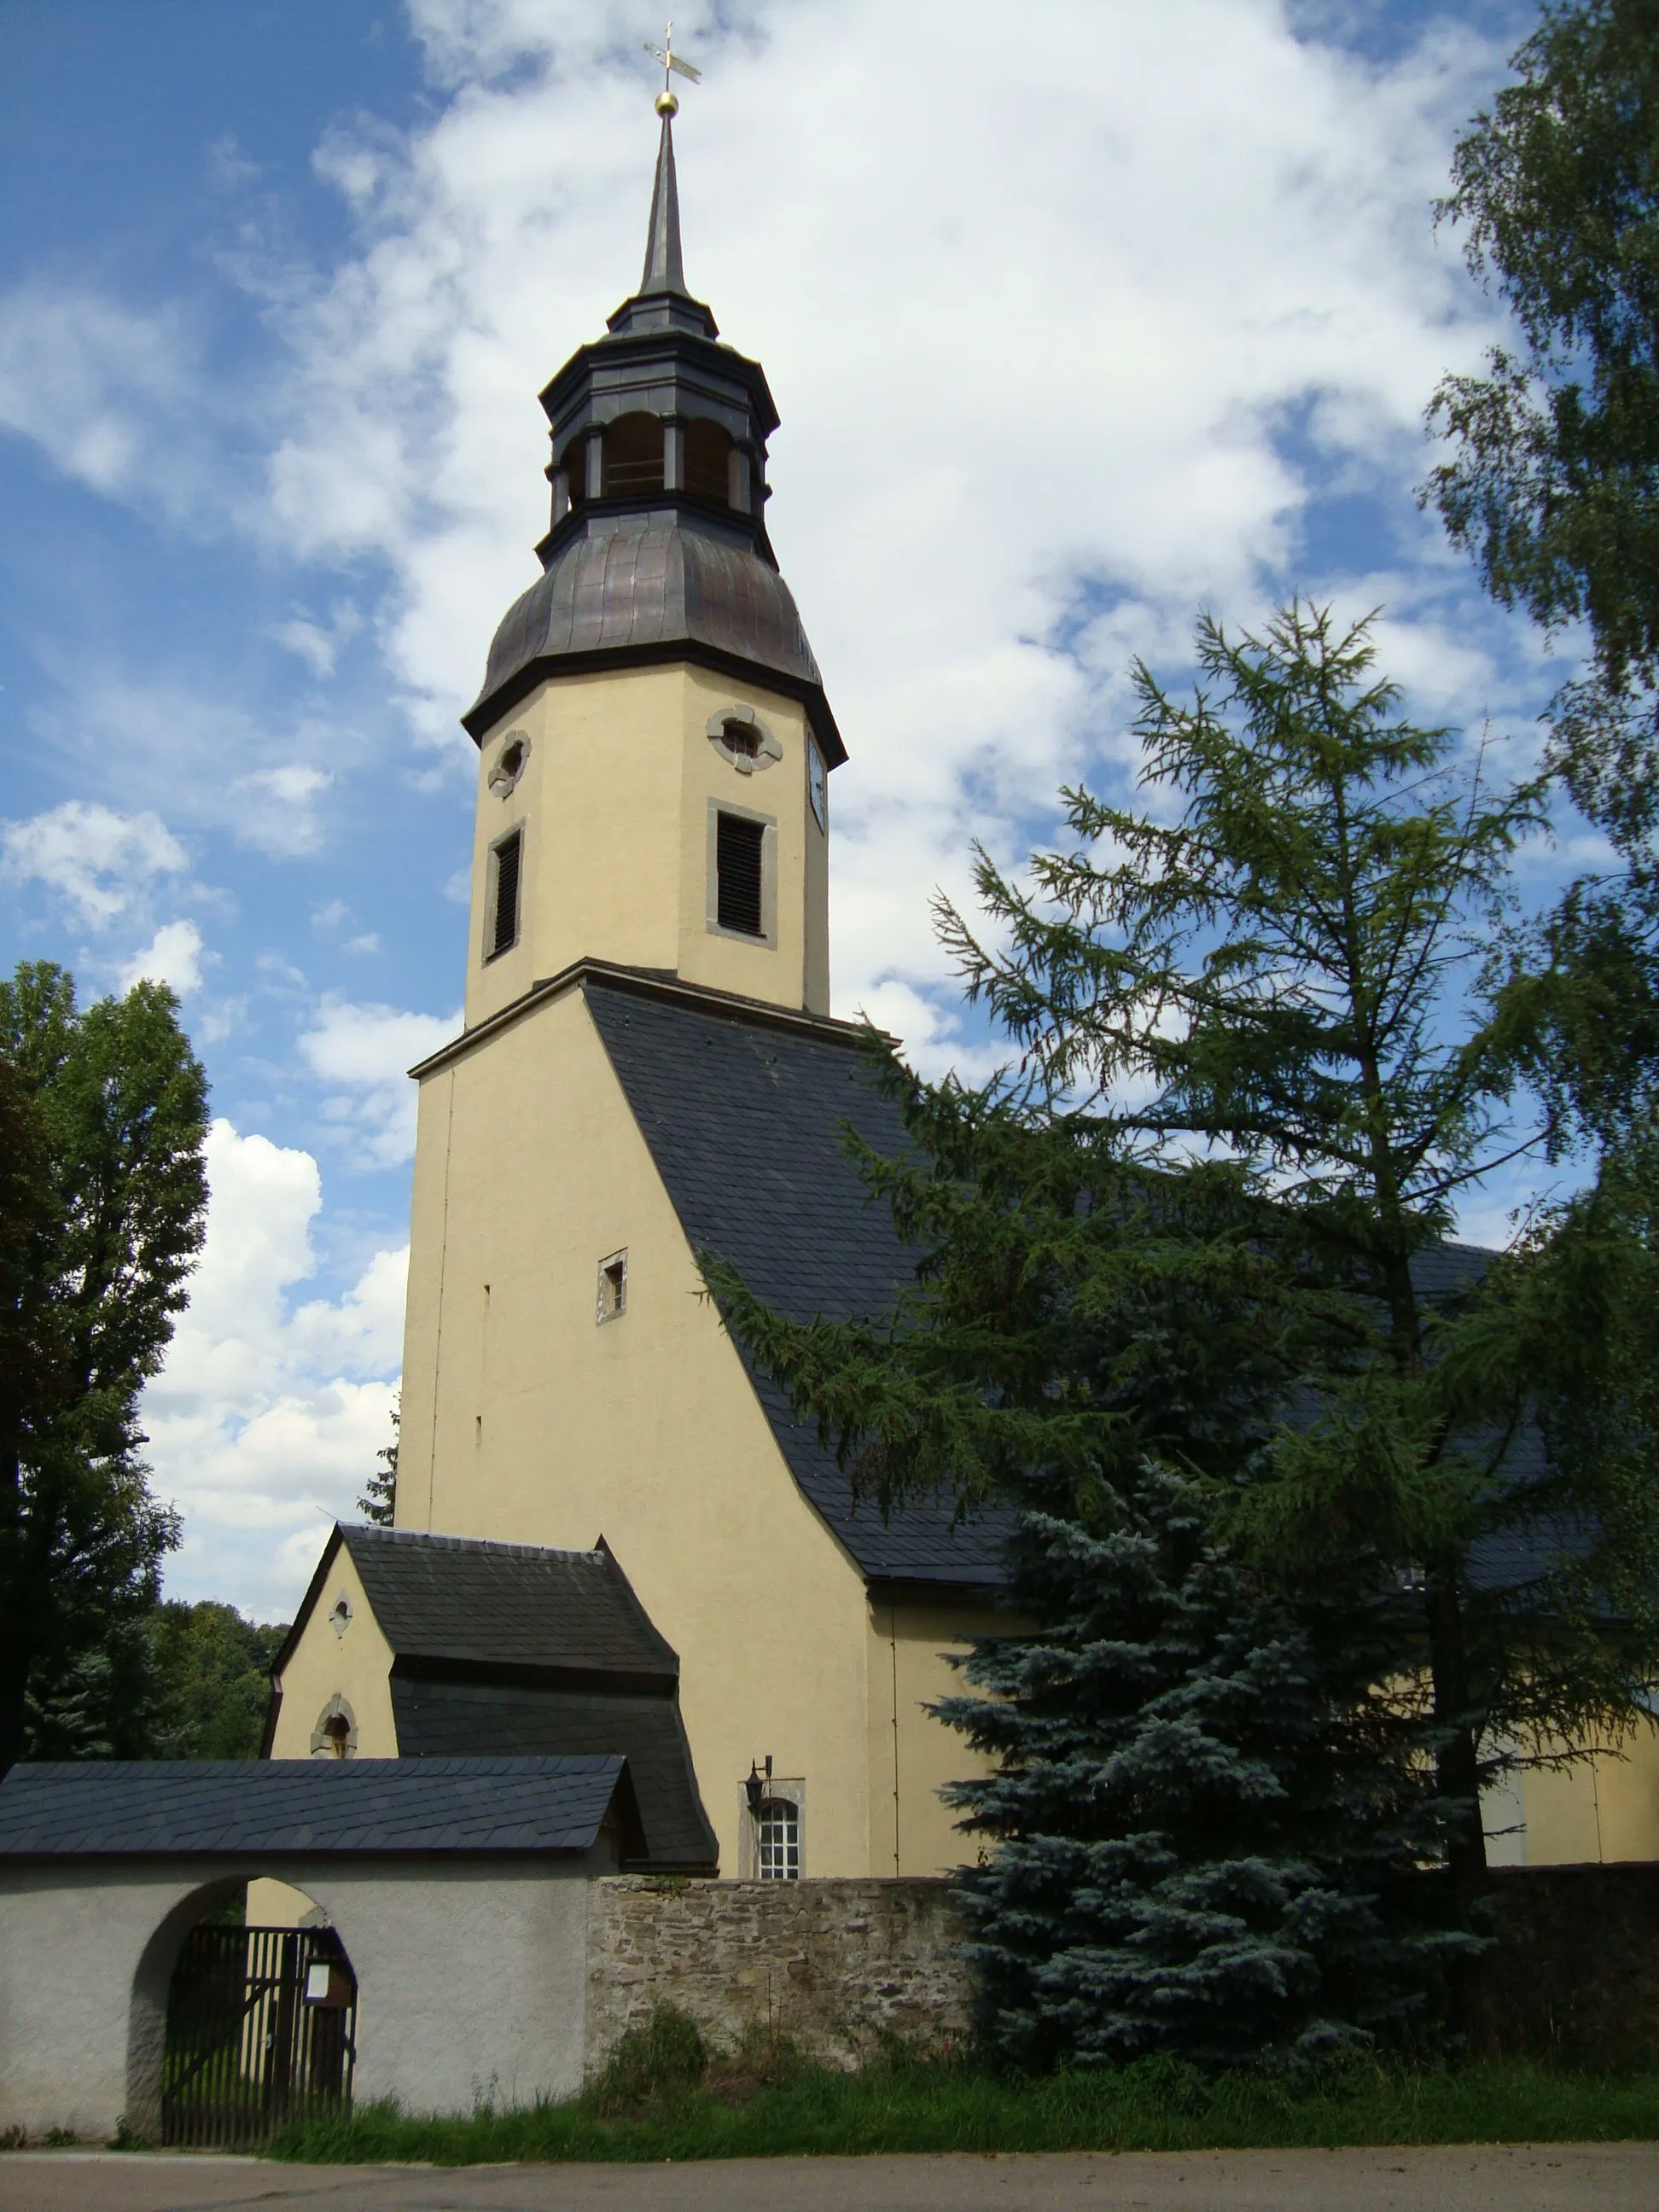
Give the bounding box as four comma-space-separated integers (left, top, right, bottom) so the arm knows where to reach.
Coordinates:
942, 1461, 1466, 2069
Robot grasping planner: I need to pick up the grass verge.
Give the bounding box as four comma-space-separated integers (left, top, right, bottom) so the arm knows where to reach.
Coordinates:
268, 2052, 1659, 2165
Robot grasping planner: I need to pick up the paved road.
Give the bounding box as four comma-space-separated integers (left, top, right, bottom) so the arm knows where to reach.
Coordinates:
0, 2146, 1654, 2212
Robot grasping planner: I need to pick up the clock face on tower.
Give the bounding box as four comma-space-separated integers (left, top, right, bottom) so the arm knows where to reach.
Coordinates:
808, 739, 827, 831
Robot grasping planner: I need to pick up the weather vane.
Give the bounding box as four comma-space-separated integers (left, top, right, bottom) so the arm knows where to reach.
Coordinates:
643, 20, 701, 116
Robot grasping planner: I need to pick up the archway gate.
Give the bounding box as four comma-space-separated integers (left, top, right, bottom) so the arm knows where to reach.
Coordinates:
0, 1755, 643, 2143
163, 1920, 356, 2147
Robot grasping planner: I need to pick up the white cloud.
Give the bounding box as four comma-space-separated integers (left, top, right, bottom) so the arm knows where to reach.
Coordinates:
1, 800, 188, 925
272, 599, 364, 678
119, 918, 206, 997
0, 282, 216, 515
298, 996, 460, 1166
17, 671, 360, 860
143, 1120, 406, 1615
229, 763, 335, 858
242, 0, 1528, 1026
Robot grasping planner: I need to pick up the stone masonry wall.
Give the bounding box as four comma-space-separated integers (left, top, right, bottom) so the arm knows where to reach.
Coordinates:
584, 1877, 971, 2076
1464, 1864, 1659, 2067
587, 1864, 1659, 2080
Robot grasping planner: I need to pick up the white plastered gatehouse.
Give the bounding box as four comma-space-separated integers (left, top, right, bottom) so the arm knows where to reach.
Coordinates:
0, 1755, 642, 2142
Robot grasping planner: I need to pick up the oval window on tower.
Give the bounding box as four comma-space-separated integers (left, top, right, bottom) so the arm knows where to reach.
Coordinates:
488, 733, 530, 797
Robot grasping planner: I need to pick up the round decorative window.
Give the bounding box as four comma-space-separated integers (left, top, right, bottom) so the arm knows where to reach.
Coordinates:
707, 705, 782, 777
488, 732, 531, 797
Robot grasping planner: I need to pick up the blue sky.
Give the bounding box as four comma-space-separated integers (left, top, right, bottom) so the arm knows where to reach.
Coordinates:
0, 0, 1578, 1620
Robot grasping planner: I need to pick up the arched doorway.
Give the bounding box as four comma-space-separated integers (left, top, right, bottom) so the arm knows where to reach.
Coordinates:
160, 1884, 357, 2146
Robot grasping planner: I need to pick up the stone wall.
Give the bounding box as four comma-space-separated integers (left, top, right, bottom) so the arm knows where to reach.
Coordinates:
585, 1877, 971, 2075
1465, 1864, 1659, 2068
587, 1864, 1659, 2080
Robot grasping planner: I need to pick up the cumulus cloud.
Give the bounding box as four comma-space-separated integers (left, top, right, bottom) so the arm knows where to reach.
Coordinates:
298, 996, 460, 1167
242, 0, 1534, 1051
119, 918, 206, 997
1, 800, 188, 925
143, 1120, 406, 1615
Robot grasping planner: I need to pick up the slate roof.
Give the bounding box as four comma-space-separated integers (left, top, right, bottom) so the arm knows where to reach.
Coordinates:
338, 1526, 678, 1685
0, 1756, 642, 1860
585, 978, 1584, 1604
275, 1527, 719, 1871
585, 979, 1016, 1593
390, 1679, 716, 1871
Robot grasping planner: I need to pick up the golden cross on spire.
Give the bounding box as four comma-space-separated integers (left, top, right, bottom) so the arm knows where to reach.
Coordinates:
643, 20, 701, 116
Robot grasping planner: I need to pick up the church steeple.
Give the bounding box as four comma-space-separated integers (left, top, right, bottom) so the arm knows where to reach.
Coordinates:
606, 111, 719, 341
456, 90, 841, 1028
640, 113, 684, 297
461, 103, 842, 768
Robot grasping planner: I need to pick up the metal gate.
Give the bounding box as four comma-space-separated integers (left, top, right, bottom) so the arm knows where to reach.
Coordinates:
161, 1924, 357, 2147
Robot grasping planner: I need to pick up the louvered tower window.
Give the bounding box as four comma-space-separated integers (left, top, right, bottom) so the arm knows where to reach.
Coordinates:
488, 829, 522, 960
715, 812, 765, 937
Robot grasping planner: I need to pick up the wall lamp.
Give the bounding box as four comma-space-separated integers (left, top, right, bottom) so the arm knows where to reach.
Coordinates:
743, 1755, 773, 1814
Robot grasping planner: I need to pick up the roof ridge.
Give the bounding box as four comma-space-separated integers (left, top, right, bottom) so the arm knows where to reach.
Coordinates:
345, 1526, 608, 1564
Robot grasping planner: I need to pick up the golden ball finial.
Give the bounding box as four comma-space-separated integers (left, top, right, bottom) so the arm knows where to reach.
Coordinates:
655, 89, 678, 117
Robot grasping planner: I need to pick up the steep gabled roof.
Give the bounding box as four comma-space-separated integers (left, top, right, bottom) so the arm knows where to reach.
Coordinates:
339, 1525, 679, 1686
271, 1527, 719, 1872
584, 976, 1015, 1594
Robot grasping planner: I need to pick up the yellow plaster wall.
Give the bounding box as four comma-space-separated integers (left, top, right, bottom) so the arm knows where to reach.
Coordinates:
265, 1548, 399, 1761
250, 1557, 400, 1930
866, 1602, 1006, 1877
395, 984, 878, 1875
465, 666, 830, 1029
1516, 1723, 1659, 1864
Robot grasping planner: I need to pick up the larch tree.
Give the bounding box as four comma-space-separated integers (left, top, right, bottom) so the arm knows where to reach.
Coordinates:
712, 605, 1659, 2068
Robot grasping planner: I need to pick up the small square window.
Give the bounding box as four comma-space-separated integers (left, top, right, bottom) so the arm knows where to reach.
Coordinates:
596, 1249, 628, 1324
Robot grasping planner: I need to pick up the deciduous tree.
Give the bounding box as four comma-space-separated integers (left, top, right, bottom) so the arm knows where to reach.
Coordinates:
0, 963, 209, 1772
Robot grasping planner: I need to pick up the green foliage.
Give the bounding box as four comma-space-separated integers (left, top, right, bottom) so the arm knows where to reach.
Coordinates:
937, 605, 1659, 1886
941, 1463, 1471, 2072
1427, 0, 1659, 1131
358, 1399, 399, 1527
148, 1601, 288, 1759
713, 602, 1659, 2078
1429, 2, 1659, 689
265, 2058, 1659, 2165
592, 2003, 710, 2113
0, 961, 210, 1772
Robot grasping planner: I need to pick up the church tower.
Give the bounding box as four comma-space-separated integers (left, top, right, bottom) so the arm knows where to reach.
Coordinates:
341, 101, 1010, 1883
458, 107, 839, 1028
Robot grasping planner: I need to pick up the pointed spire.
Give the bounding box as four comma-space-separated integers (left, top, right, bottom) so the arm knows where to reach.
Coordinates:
606, 104, 719, 340
640, 111, 686, 298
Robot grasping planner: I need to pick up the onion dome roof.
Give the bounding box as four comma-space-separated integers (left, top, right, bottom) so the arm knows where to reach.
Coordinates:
464, 514, 837, 759
461, 109, 843, 766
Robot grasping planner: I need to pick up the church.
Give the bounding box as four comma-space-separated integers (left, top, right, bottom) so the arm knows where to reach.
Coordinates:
266, 102, 1659, 1885
264, 102, 1010, 1883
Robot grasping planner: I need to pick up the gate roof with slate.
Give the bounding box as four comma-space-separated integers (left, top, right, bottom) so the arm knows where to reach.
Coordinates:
0, 1755, 644, 1860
